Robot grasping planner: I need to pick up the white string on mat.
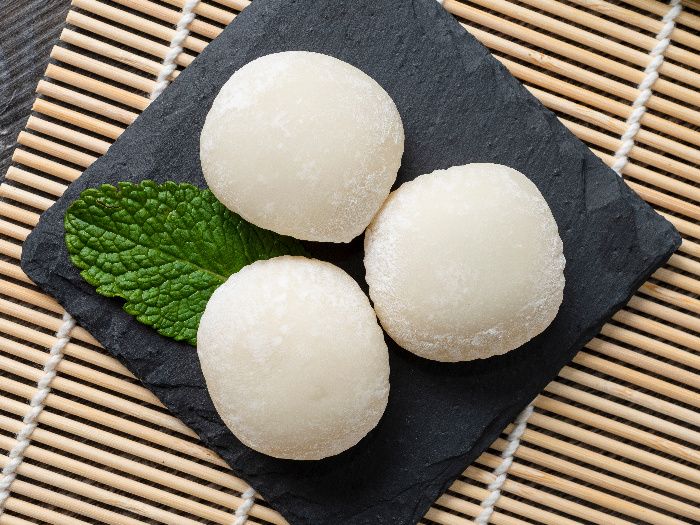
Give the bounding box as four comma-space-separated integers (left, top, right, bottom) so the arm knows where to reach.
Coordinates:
232, 486, 257, 525
0, 311, 76, 514
474, 402, 535, 525
151, 0, 202, 100
611, 0, 683, 177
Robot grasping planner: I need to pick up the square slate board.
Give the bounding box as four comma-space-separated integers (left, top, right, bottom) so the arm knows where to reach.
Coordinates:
22, 0, 681, 524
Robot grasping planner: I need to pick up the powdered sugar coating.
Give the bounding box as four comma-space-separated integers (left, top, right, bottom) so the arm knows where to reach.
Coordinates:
200, 51, 404, 243
364, 164, 566, 362
197, 256, 390, 460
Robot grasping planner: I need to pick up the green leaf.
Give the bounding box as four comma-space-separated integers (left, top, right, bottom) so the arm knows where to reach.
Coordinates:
65, 180, 309, 345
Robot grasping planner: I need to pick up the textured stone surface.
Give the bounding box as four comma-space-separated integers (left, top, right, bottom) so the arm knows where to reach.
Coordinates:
22, 1, 681, 524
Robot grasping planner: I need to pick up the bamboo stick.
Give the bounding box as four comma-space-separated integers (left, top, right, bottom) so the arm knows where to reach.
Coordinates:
526, 411, 700, 487
491, 439, 697, 525
0, 451, 199, 525
558, 366, 700, 427
456, 0, 700, 91
72, 0, 208, 54
626, 180, 700, 221
0, 182, 56, 210
0, 200, 40, 228
562, 119, 700, 187
423, 508, 473, 525
0, 415, 285, 525
0, 297, 99, 346
61, 28, 170, 77
1, 496, 94, 525
652, 267, 700, 296
0, 260, 34, 284
431, 495, 485, 523
66, 10, 196, 67
37, 79, 138, 125
444, 482, 586, 525
0, 220, 31, 242
592, 149, 700, 204
0, 336, 158, 404
0, 389, 231, 476
622, 0, 700, 32
611, 310, 700, 357
668, 253, 700, 276
17, 131, 98, 169
0, 276, 67, 309
501, 57, 700, 150
51, 45, 156, 93
519, 0, 700, 69
0, 318, 134, 375
445, 1, 700, 107
0, 278, 63, 314
514, 426, 700, 507
548, 378, 700, 448
109, 0, 222, 40
661, 212, 700, 241
465, 462, 639, 525
26, 116, 111, 155
0, 239, 22, 260
210, 0, 250, 12
0, 355, 195, 435
571, 0, 700, 48
0, 232, 27, 255
436, 493, 539, 525
572, 350, 700, 410
0, 433, 243, 525
641, 281, 700, 316
33, 98, 124, 140
45, 64, 150, 111
488, 437, 699, 523
679, 239, 700, 259
463, 22, 700, 128
159, 0, 235, 25
11, 148, 82, 182
628, 295, 700, 333
0, 513, 45, 525
531, 87, 700, 168
537, 392, 700, 464
4, 166, 67, 199
586, 336, 700, 390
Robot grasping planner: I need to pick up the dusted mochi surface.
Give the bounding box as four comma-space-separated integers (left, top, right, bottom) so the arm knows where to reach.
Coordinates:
365, 163, 566, 362
197, 256, 390, 460
200, 51, 404, 243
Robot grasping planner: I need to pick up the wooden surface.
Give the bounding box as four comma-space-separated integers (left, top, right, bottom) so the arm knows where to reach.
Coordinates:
1, 1, 700, 524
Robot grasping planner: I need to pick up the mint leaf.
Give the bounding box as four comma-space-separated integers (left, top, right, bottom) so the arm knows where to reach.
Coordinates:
65, 180, 308, 345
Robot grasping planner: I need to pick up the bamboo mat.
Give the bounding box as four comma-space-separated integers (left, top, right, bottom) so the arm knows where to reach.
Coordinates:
1, 0, 699, 523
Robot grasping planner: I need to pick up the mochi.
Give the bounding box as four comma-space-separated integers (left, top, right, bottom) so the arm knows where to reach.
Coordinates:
200, 51, 404, 243
364, 163, 566, 362
197, 256, 390, 460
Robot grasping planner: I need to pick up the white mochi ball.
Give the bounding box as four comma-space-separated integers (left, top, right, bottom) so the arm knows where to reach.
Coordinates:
197, 256, 390, 460
200, 51, 404, 243
364, 163, 565, 362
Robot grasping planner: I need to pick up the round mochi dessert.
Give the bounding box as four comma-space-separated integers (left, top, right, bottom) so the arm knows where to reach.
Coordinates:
364, 163, 566, 362
197, 256, 390, 460
200, 51, 404, 243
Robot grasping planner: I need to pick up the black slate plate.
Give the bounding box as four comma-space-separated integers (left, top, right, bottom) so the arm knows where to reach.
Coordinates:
21, 1, 681, 524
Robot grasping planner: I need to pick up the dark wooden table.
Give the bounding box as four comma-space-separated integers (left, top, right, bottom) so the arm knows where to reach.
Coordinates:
0, 0, 71, 180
